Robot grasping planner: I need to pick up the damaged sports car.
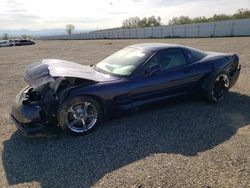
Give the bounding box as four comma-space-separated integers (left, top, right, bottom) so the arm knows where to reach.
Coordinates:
10, 43, 241, 136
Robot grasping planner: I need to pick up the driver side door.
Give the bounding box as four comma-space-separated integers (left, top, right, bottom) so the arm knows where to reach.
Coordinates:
130, 48, 195, 107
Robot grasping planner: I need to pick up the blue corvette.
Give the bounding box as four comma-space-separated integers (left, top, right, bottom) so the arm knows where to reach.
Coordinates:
10, 43, 241, 136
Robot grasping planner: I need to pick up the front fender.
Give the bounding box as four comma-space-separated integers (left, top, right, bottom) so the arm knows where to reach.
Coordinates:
58, 85, 119, 120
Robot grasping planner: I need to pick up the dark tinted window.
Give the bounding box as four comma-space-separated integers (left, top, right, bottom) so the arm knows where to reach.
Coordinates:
146, 48, 187, 71
184, 47, 207, 63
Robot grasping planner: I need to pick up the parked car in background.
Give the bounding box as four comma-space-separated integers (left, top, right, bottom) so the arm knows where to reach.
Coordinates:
0, 40, 12, 47
14, 39, 20, 44
8, 39, 20, 46
16, 39, 35, 46
8, 39, 16, 46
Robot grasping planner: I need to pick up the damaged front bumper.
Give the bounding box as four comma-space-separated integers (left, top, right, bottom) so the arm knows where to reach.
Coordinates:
10, 87, 47, 136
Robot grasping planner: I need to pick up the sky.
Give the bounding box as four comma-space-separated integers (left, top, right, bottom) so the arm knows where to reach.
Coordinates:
0, 0, 250, 31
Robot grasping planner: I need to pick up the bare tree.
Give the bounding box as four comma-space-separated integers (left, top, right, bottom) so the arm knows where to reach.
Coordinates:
65, 24, 75, 35
3, 33, 9, 40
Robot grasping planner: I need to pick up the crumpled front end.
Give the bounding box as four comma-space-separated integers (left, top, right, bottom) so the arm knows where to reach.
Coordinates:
10, 59, 102, 136
10, 86, 49, 136
24, 62, 55, 88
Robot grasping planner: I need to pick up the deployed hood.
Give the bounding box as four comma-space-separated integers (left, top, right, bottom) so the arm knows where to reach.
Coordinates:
24, 59, 118, 88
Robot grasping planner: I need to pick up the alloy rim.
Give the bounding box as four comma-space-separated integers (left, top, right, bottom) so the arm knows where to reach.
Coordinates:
211, 74, 229, 101
66, 102, 98, 133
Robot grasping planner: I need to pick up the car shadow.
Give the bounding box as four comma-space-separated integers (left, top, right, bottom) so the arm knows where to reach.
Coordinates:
2, 92, 250, 187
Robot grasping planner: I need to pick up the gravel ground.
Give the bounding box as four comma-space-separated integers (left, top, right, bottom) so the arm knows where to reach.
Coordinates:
0, 38, 250, 188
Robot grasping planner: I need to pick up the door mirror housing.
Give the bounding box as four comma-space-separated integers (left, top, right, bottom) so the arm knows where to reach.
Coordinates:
145, 64, 161, 77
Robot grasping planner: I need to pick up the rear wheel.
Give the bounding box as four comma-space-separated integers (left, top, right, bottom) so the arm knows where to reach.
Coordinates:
57, 96, 102, 135
202, 72, 230, 103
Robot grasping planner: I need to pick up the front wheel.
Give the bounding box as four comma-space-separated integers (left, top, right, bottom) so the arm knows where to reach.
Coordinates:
57, 96, 102, 135
202, 72, 230, 103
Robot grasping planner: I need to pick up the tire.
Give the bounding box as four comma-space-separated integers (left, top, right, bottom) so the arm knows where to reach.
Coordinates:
201, 71, 230, 104
57, 96, 103, 135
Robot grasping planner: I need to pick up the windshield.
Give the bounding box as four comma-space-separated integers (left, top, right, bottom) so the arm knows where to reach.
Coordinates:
96, 47, 153, 76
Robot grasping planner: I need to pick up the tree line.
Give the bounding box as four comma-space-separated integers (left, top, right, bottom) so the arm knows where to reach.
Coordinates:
122, 16, 161, 28
169, 9, 250, 25
122, 8, 250, 28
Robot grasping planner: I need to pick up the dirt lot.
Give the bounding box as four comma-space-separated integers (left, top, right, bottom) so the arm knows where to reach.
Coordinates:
0, 38, 250, 188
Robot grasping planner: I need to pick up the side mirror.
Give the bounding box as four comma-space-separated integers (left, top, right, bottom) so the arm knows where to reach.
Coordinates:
145, 64, 161, 77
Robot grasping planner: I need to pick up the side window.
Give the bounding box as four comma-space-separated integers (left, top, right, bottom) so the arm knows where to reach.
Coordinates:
145, 48, 187, 72
161, 49, 187, 70
184, 47, 206, 63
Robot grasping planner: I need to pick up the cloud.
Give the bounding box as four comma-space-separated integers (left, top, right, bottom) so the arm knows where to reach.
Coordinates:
0, 0, 249, 30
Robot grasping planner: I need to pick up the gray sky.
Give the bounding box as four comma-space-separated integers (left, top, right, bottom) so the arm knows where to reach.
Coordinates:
1, 0, 250, 30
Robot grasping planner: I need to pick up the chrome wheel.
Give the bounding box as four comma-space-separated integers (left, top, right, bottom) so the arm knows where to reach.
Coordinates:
211, 74, 229, 101
65, 102, 98, 133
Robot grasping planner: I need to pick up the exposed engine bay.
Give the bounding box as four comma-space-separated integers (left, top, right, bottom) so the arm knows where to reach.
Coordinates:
10, 59, 108, 135
22, 76, 95, 126
20, 58, 116, 126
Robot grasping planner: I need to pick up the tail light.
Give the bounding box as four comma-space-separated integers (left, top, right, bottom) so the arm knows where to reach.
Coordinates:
229, 54, 240, 77
232, 54, 239, 63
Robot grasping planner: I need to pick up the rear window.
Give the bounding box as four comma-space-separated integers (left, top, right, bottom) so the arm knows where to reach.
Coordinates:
184, 47, 207, 63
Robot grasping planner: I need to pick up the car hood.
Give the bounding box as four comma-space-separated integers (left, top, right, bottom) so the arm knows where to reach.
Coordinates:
24, 59, 119, 88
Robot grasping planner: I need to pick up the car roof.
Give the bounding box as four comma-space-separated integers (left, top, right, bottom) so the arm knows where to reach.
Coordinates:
128, 43, 186, 52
